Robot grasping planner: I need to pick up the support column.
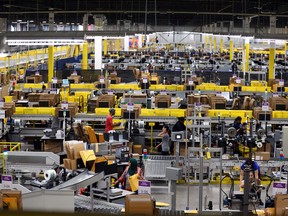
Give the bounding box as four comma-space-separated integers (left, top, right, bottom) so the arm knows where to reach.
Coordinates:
48, 45, 54, 82
245, 38, 250, 72
229, 40, 234, 61
220, 37, 224, 53
229, 21, 234, 33
209, 35, 212, 52
116, 38, 121, 51
213, 37, 217, 52
82, 41, 88, 70
204, 35, 208, 50
49, 12, 54, 31
94, 36, 103, 70
268, 41, 276, 80
270, 16, 277, 34
103, 38, 108, 55
138, 35, 142, 49
83, 14, 88, 31
124, 36, 130, 52
243, 17, 251, 34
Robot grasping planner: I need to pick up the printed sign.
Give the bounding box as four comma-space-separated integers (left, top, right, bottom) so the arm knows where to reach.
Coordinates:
2, 175, 13, 188
52, 77, 58, 84
61, 102, 68, 110
272, 182, 286, 195
261, 102, 269, 112
138, 180, 151, 194
142, 78, 148, 84
188, 80, 194, 85
127, 102, 134, 111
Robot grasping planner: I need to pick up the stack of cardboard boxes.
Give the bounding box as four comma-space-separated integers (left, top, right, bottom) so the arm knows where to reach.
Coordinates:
96, 95, 115, 108
63, 141, 85, 170
121, 104, 142, 119
254, 142, 271, 161
150, 73, 160, 84
209, 95, 227, 109
2, 102, 16, 118
109, 73, 121, 84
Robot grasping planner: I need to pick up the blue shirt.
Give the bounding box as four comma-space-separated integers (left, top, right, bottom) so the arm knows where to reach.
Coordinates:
241, 161, 260, 174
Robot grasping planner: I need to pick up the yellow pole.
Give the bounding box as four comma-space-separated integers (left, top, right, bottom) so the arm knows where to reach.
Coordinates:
209, 35, 212, 51
82, 41, 88, 70
116, 39, 121, 52
268, 42, 276, 79
229, 40, 234, 61
245, 42, 250, 72
48, 45, 54, 82
213, 37, 217, 51
103, 39, 108, 55
220, 38, 224, 53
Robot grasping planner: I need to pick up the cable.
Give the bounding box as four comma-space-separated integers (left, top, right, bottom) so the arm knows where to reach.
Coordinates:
220, 175, 229, 198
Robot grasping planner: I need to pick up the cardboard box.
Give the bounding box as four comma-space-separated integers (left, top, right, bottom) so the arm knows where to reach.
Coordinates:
27, 93, 40, 102
155, 95, 171, 108
269, 97, 288, 111
121, 104, 142, 118
63, 159, 71, 170
257, 142, 271, 153
254, 152, 270, 161
133, 145, 143, 155
70, 159, 77, 170
0, 189, 22, 210
67, 75, 81, 84
96, 94, 115, 108
253, 107, 272, 121
275, 194, 288, 216
265, 208, 275, 216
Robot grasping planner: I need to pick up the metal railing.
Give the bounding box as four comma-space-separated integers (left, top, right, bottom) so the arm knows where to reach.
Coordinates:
0, 142, 21, 174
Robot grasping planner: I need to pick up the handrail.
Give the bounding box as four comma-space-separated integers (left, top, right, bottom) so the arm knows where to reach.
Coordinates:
0, 142, 21, 174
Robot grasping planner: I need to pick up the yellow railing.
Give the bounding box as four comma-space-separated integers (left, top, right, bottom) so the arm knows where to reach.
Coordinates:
0, 142, 21, 174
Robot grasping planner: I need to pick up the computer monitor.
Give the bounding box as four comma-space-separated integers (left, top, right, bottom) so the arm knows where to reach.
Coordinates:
68, 79, 75, 84
259, 114, 271, 121
215, 103, 226, 109
58, 110, 70, 118
97, 84, 106, 89
123, 111, 136, 119
94, 161, 108, 173
39, 101, 50, 107
234, 86, 242, 92
104, 163, 117, 175
277, 87, 285, 92
98, 101, 109, 108
185, 85, 195, 91
110, 79, 117, 84
276, 104, 286, 111
157, 101, 169, 108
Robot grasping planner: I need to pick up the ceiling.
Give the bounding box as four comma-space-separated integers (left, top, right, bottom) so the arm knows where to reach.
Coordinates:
1, 0, 288, 28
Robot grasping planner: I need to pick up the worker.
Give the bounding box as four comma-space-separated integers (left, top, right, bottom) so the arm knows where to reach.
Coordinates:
240, 171, 264, 205
237, 122, 247, 136
105, 108, 121, 133
240, 158, 260, 185
171, 117, 187, 154
114, 158, 143, 191
231, 60, 238, 74
233, 116, 242, 131
155, 125, 171, 155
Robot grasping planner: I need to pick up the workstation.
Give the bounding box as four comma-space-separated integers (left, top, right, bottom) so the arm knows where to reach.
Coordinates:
1, 1, 288, 216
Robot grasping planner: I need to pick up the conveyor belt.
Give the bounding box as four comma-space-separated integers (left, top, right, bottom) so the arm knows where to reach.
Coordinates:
74, 195, 123, 214
52, 171, 104, 191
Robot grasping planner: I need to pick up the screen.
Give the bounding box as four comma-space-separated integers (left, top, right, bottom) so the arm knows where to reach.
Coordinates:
186, 85, 195, 91
276, 104, 286, 111
277, 87, 285, 92
97, 84, 106, 89
234, 86, 242, 92
58, 110, 70, 118
259, 114, 271, 121
215, 103, 226, 109
157, 101, 169, 108
39, 101, 50, 107
123, 111, 136, 119
150, 80, 157, 85
98, 101, 109, 108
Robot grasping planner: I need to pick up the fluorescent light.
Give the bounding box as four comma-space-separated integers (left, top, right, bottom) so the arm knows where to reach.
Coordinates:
0, 53, 9, 57
7, 39, 85, 45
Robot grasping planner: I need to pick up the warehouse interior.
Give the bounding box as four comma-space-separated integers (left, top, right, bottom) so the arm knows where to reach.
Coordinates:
0, 0, 288, 215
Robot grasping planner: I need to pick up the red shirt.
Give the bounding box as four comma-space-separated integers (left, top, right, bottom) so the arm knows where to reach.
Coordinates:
105, 115, 113, 132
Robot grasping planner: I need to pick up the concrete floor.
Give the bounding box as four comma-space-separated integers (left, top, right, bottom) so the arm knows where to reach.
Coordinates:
151, 183, 267, 211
